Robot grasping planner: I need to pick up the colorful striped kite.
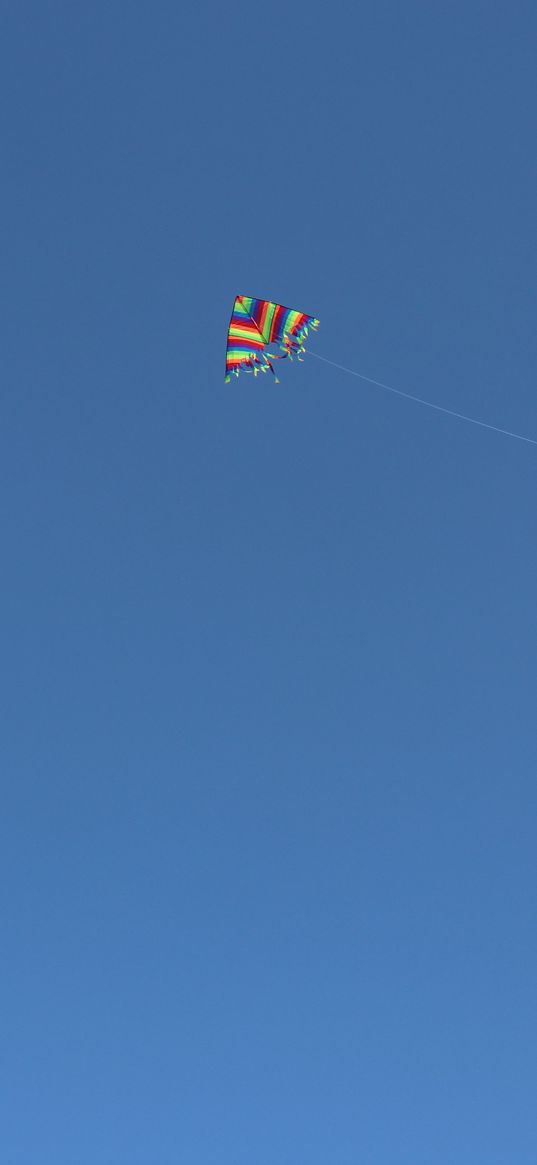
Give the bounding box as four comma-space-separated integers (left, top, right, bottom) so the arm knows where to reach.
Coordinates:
225, 295, 319, 382
222, 298, 537, 447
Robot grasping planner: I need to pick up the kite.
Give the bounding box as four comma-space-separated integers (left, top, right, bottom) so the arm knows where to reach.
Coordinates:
223, 295, 535, 444
225, 295, 319, 383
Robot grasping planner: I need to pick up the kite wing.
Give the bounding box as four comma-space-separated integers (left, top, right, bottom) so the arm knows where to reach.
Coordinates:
225, 295, 319, 382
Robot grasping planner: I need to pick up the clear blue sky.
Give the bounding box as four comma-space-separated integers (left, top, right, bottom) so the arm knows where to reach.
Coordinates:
2, 3, 537, 1161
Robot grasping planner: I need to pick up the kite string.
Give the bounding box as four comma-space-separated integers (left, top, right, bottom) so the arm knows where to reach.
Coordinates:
308, 350, 537, 447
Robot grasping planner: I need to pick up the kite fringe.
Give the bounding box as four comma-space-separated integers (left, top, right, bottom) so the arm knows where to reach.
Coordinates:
225, 353, 279, 383
225, 319, 320, 383
284, 317, 320, 361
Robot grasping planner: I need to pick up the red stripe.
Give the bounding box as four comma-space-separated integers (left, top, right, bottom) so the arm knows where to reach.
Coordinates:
228, 338, 264, 350
269, 304, 285, 343
231, 320, 262, 336
258, 300, 270, 339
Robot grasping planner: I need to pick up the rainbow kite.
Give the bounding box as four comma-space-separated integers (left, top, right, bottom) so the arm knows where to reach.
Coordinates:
225, 295, 319, 383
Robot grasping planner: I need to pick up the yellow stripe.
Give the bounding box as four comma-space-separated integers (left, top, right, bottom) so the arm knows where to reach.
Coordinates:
230, 326, 264, 342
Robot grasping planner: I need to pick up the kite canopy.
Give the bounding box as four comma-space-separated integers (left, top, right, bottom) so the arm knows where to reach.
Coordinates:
225, 295, 319, 382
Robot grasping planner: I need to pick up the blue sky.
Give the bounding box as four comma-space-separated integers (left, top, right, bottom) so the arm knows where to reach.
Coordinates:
2, 3, 537, 1161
